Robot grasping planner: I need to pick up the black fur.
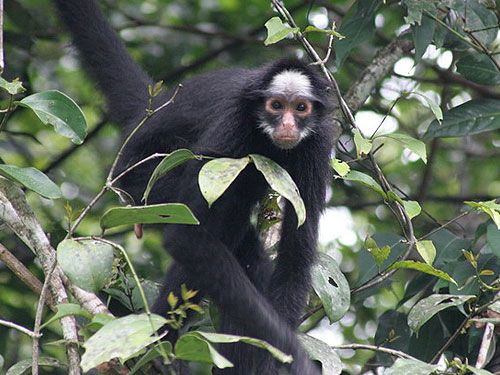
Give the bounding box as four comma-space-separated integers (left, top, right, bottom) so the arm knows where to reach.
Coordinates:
54, 1, 335, 374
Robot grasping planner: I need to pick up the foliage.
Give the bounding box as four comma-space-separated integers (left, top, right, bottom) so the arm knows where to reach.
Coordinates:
0, 0, 498, 374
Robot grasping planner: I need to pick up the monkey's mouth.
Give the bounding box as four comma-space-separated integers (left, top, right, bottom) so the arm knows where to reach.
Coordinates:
272, 134, 301, 149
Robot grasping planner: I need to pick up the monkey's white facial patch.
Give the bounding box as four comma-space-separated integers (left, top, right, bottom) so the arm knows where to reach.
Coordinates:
268, 70, 313, 98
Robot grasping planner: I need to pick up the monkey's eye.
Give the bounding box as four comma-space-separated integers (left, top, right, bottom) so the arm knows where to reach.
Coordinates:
296, 103, 307, 112
271, 100, 283, 110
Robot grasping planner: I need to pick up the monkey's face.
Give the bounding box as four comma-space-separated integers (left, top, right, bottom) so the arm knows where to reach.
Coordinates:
258, 69, 320, 150
261, 96, 313, 149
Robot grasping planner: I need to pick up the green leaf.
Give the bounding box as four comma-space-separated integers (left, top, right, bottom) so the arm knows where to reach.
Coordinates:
458, 0, 498, 46
457, 54, 500, 86
299, 334, 342, 375
408, 294, 475, 333
402, 0, 437, 25
177, 331, 293, 364
402, 200, 421, 220
364, 237, 391, 267
343, 170, 386, 198
175, 333, 233, 368
412, 14, 435, 63
81, 313, 168, 372
18, 90, 87, 144
198, 157, 249, 207
388, 260, 456, 285
303, 25, 344, 39
57, 239, 114, 293
143, 149, 198, 203
415, 240, 436, 265
0, 77, 25, 95
6, 357, 64, 375
264, 17, 299, 46
379, 132, 427, 163
334, 0, 378, 67
413, 93, 443, 124
424, 99, 500, 139
486, 224, 500, 258
331, 159, 350, 177
250, 154, 305, 227
41, 303, 92, 329
466, 365, 495, 375
0, 164, 62, 199
100, 203, 199, 230
384, 358, 440, 375
353, 128, 372, 157
311, 253, 350, 323
466, 200, 500, 229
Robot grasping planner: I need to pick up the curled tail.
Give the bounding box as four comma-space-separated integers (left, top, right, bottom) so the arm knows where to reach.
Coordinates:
54, 0, 151, 123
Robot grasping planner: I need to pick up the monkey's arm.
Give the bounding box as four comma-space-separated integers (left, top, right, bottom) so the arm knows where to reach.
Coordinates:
53, 0, 151, 122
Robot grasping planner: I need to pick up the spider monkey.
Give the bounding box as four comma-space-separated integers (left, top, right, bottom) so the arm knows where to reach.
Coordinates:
54, 1, 336, 373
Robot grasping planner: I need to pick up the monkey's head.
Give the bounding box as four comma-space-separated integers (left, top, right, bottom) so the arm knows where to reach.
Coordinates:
256, 67, 330, 150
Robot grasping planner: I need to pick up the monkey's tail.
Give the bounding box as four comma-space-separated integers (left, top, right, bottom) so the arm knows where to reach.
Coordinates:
54, 0, 152, 124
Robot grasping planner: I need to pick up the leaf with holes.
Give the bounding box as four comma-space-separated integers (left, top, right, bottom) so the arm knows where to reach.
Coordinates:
0, 77, 25, 95
0, 164, 62, 199
100, 204, 199, 230
250, 154, 305, 227
300, 334, 342, 375
198, 157, 250, 208
81, 313, 167, 372
311, 253, 350, 323
364, 237, 391, 267
18, 90, 87, 144
57, 239, 114, 293
408, 294, 475, 333
143, 149, 198, 203
353, 128, 372, 157
331, 159, 350, 177
264, 17, 299, 46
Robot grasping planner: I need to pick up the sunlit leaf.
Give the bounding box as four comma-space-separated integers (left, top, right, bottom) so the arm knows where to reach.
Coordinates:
300, 334, 342, 375
198, 157, 249, 207
353, 128, 372, 157
18, 90, 87, 144
385, 358, 440, 375
57, 239, 114, 293
331, 159, 350, 177
303, 25, 344, 39
343, 170, 386, 198
380, 133, 427, 163
81, 314, 167, 372
465, 200, 500, 229
100, 204, 199, 230
402, 200, 422, 220
388, 260, 456, 285
0, 77, 25, 95
415, 240, 436, 265
264, 17, 299, 46
364, 237, 391, 267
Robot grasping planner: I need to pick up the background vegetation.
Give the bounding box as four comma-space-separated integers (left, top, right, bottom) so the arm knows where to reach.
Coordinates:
0, 0, 499, 374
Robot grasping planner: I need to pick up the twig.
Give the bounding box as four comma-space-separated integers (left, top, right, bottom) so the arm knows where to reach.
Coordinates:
0, 319, 38, 338
32, 261, 57, 375
0, 243, 54, 308
333, 343, 418, 360
0, 0, 4, 73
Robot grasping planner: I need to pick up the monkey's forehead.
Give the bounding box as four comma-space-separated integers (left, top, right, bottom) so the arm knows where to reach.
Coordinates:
267, 70, 313, 98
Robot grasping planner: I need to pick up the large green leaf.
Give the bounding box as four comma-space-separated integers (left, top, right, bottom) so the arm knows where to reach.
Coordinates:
81, 314, 167, 372
384, 358, 440, 375
18, 90, 87, 144
57, 239, 114, 293
388, 260, 456, 284
250, 154, 305, 227
334, 0, 378, 67
100, 204, 199, 230
198, 157, 250, 207
0, 165, 61, 199
407, 294, 475, 333
424, 99, 500, 138
143, 149, 198, 203
456, 54, 500, 86
311, 253, 350, 323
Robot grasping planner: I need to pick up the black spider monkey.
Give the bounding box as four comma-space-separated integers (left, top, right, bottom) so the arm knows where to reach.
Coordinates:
54, 1, 335, 373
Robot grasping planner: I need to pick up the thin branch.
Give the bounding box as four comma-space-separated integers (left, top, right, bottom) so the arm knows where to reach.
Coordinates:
32, 261, 57, 375
0, 319, 38, 338
0, 0, 4, 73
334, 344, 418, 360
